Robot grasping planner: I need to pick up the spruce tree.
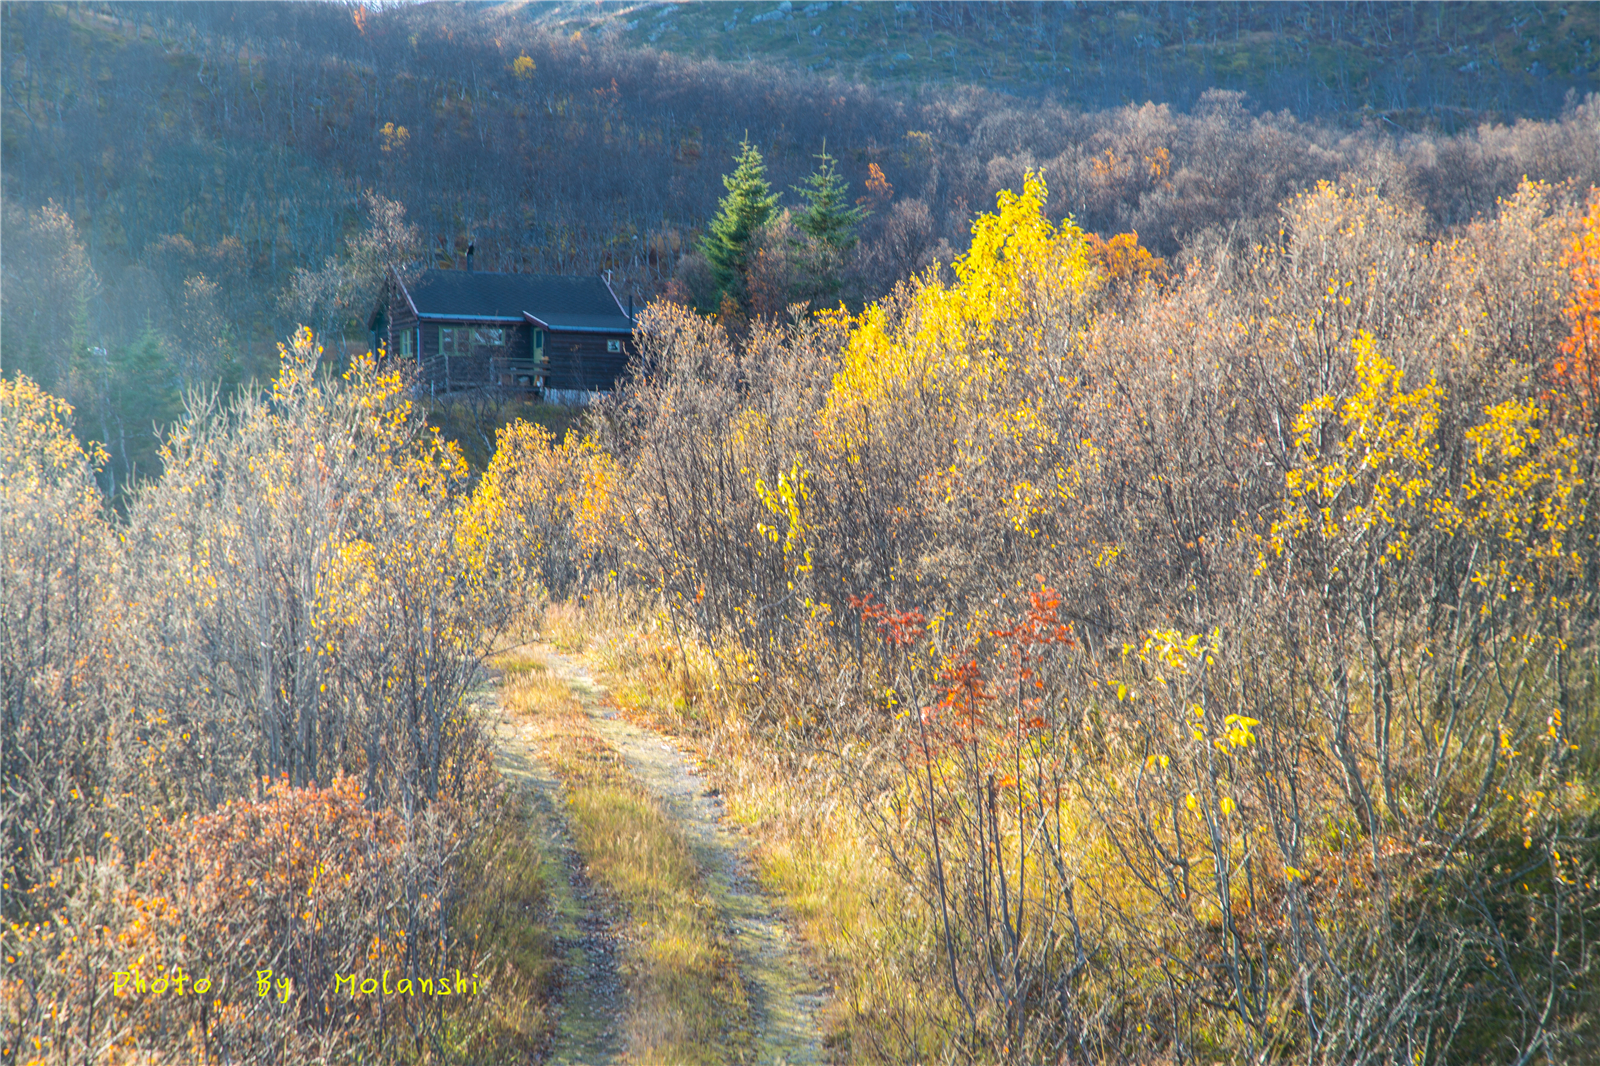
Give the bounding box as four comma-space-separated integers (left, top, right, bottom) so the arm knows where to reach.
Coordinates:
792, 148, 868, 306
699, 138, 780, 314
115, 330, 181, 475
793, 148, 867, 254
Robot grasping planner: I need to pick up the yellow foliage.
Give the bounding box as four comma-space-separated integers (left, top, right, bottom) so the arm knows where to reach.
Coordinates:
1274, 332, 1442, 561
1139, 627, 1210, 678
0, 373, 107, 525
1268, 323, 1588, 593
818, 174, 1099, 544
753, 459, 812, 574
1452, 398, 1585, 570
469, 420, 620, 594
379, 121, 409, 152
825, 172, 1096, 429
243, 330, 489, 659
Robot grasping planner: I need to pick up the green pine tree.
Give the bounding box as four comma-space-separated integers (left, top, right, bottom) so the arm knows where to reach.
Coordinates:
699, 138, 781, 314
793, 148, 867, 254
100, 328, 182, 503
791, 148, 869, 306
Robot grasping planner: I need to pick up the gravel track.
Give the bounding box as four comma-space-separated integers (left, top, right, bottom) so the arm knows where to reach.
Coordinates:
489, 686, 626, 1066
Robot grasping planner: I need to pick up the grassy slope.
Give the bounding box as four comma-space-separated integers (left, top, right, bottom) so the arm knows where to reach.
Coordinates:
520, 0, 1597, 123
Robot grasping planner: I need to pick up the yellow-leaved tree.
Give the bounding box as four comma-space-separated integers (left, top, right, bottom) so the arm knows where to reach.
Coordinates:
801, 172, 1103, 627
825, 171, 1096, 434
466, 419, 620, 601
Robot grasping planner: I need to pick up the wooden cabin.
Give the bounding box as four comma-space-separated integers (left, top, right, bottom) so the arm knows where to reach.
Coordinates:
369, 268, 635, 403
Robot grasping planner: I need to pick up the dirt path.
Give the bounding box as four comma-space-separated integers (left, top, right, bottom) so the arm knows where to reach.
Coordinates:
487, 646, 827, 1066
488, 687, 626, 1066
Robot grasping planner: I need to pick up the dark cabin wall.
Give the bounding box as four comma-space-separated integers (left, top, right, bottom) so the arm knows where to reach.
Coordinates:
386, 295, 421, 364
412, 321, 532, 392
374, 276, 423, 368
543, 331, 632, 392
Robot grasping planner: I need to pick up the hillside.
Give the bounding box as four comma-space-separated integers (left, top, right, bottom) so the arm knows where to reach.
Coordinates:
531, 0, 1599, 120
8, 151, 1600, 1066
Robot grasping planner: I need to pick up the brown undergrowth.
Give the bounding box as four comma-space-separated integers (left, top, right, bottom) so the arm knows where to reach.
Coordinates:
498, 176, 1600, 1064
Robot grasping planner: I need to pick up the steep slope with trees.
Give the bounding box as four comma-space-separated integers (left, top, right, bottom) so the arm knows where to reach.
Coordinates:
550, 1, 1598, 120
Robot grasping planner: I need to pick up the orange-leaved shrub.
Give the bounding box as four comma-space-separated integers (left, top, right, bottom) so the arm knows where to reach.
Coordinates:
8, 776, 481, 1063
1555, 192, 1600, 423
1084, 230, 1167, 288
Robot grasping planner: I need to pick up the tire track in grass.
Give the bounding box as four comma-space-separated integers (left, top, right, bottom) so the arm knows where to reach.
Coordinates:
492, 650, 751, 1063
487, 668, 626, 1066
541, 647, 827, 1066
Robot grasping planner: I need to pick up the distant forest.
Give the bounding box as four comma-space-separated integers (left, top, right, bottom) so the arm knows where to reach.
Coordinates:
2, 2, 1598, 420
553, 0, 1600, 115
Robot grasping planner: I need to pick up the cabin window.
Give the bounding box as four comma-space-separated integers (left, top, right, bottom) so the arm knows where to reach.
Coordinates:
397, 329, 414, 357
472, 327, 506, 347
440, 327, 469, 355
607, 339, 623, 353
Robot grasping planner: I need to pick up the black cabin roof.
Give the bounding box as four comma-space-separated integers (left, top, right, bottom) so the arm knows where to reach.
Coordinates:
394, 269, 632, 333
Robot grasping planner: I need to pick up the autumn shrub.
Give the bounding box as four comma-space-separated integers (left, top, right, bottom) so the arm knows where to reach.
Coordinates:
422, 388, 586, 474
1554, 191, 1600, 424
467, 417, 623, 606
119, 329, 509, 807
599, 299, 846, 690
1083, 230, 1167, 292
597, 168, 1600, 1062
0, 376, 115, 921
2, 331, 527, 1064
5, 772, 533, 1064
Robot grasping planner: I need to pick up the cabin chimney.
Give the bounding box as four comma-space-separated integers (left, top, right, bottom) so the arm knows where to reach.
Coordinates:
466, 242, 475, 272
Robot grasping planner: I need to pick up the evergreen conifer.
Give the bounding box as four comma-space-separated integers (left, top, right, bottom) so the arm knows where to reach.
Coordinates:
793, 148, 867, 254
792, 148, 868, 306
108, 328, 182, 491
699, 138, 780, 314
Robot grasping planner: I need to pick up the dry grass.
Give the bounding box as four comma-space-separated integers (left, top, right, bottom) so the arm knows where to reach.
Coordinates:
496, 648, 752, 1065
541, 600, 590, 654
443, 789, 558, 1062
